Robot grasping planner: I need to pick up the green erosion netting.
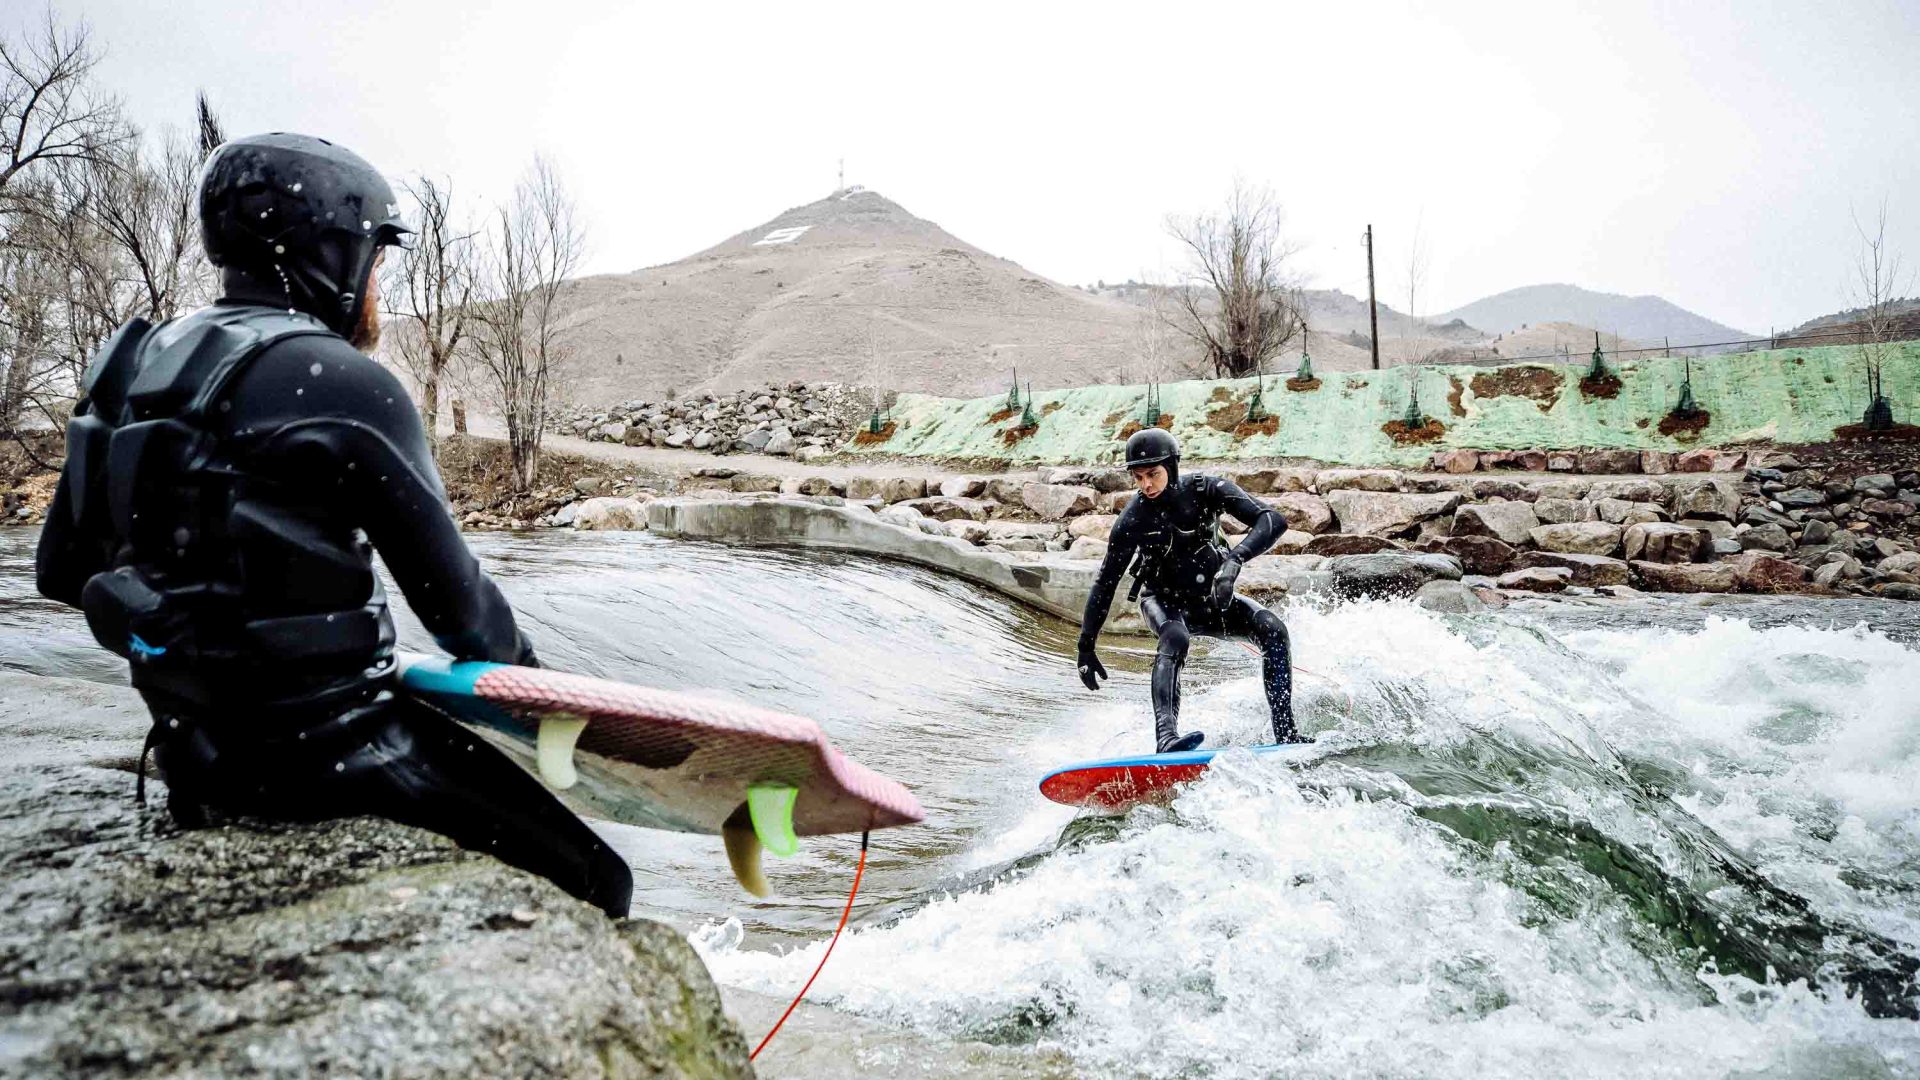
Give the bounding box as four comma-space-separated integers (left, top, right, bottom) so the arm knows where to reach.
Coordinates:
850, 342, 1920, 466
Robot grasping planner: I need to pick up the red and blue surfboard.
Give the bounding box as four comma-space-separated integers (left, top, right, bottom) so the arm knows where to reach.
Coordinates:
1040, 743, 1320, 812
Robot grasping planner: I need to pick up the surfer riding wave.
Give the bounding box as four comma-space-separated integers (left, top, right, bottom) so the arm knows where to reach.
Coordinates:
1074, 429, 1303, 753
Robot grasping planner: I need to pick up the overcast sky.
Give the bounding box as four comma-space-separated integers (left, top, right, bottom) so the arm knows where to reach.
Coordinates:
62, 0, 1920, 333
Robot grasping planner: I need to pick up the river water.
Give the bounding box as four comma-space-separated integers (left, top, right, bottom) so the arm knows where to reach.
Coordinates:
4, 529, 1918, 1078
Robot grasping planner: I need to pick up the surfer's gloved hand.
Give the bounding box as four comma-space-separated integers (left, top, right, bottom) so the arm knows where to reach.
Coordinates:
1210, 553, 1243, 611
1076, 636, 1108, 691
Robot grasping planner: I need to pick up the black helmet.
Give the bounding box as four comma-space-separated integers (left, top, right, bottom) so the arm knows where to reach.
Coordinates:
1124, 427, 1180, 485
200, 132, 410, 336
1125, 427, 1180, 468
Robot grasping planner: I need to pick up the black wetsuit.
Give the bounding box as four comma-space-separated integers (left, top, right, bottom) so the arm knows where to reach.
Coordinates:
36, 300, 633, 916
1080, 474, 1298, 745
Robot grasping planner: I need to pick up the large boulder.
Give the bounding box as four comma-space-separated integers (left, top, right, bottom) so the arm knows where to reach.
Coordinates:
729, 473, 782, 493
1264, 492, 1335, 534
983, 520, 1061, 542
1274, 529, 1315, 555
985, 478, 1029, 505
1675, 448, 1741, 472
1739, 523, 1793, 552
1624, 521, 1701, 563
1316, 468, 1402, 493
1067, 536, 1109, 561
1430, 450, 1480, 474
1632, 561, 1737, 593
1515, 551, 1631, 586
1451, 501, 1541, 546
1068, 514, 1118, 540
1498, 566, 1573, 592
1414, 579, 1487, 612
941, 476, 988, 498
1328, 552, 1463, 600
1529, 521, 1623, 556
1225, 467, 1282, 494
1776, 487, 1826, 508
846, 476, 885, 501
1640, 450, 1675, 475
1534, 479, 1591, 500
1589, 478, 1667, 504
763, 427, 796, 455
1469, 479, 1534, 501
1325, 490, 1461, 538
796, 476, 839, 497
1481, 450, 1549, 471
1879, 551, 1920, 576
1576, 449, 1642, 474
571, 497, 649, 531
1670, 478, 1740, 521
1021, 482, 1098, 521
0, 675, 754, 1080
896, 496, 990, 522
1418, 535, 1518, 576
1532, 497, 1596, 524
1304, 534, 1402, 557
881, 477, 929, 503
1725, 552, 1809, 593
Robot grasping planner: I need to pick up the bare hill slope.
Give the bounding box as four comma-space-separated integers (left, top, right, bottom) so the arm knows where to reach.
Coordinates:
553, 190, 1145, 402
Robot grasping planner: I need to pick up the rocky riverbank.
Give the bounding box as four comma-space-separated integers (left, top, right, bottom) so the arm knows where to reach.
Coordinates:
0, 672, 754, 1079
502, 445, 1920, 616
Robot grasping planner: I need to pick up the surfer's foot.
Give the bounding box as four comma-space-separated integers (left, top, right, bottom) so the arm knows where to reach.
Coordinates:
1272, 716, 1310, 745
1157, 730, 1205, 754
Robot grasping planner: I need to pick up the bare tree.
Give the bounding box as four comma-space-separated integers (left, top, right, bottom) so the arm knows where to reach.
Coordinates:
1849, 198, 1912, 427
195, 90, 223, 158
383, 176, 476, 453
1165, 182, 1303, 377
1126, 272, 1186, 386
470, 157, 582, 493
0, 11, 125, 198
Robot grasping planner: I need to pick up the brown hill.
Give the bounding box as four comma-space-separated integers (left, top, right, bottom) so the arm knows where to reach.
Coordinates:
551, 189, 1150, 402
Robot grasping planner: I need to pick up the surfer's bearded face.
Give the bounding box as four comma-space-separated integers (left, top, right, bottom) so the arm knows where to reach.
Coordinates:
349, 249, 384, 353
1131, 464, 1168, 499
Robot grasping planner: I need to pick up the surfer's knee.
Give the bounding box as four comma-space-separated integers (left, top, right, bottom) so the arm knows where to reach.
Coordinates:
1156, 622, 1190, 662
1252, 608, 1289, 651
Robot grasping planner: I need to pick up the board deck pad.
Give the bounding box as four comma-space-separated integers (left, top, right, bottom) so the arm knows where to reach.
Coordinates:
1040, 743, 1320, 812
397, 653, 923, 837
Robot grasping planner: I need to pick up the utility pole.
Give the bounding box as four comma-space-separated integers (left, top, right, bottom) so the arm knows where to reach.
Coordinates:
1364, 224, 1381, 370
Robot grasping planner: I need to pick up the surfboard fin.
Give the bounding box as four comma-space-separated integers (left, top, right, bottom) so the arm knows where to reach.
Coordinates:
724, 821, 770, 897
535, 715, 588, 790
748, 784, 800, 858
722, 786, 800, 898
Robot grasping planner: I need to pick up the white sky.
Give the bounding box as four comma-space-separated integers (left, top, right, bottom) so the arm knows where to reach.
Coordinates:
64, 0, 1920, 333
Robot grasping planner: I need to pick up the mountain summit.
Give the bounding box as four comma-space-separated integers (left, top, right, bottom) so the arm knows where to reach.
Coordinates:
552, 190, 1140, 401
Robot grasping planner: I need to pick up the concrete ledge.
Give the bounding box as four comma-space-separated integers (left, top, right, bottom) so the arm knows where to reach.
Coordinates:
647, 496, 1159, 632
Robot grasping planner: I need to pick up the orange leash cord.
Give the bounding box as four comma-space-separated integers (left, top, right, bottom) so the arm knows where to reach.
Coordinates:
750, 829, 870, 1061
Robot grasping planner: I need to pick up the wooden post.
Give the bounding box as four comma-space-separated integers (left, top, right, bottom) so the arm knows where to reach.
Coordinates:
1365, 224, 1381, 370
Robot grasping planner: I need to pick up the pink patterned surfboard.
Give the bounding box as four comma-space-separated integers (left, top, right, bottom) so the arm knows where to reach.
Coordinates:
397, 653, 923, 838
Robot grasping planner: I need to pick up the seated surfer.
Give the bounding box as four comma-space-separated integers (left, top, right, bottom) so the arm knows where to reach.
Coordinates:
1075, 429, 1304, 752
35, 133, 632, 916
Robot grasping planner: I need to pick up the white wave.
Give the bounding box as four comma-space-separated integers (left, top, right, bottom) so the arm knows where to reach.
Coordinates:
696, 602, 1920, 1078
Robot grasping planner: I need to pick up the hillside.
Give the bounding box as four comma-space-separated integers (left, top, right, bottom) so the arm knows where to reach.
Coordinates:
1438, 283, 1752, 347
549, 190, 1149, 402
